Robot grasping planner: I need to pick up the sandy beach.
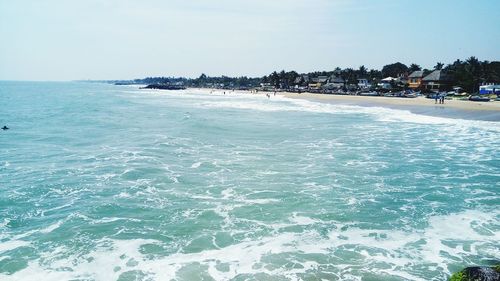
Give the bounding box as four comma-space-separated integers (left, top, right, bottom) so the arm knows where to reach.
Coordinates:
281, 92, 500, 121
281, 92, 500, 111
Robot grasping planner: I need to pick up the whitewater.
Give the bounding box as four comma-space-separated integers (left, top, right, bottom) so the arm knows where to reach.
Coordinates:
0, 82, 498, 280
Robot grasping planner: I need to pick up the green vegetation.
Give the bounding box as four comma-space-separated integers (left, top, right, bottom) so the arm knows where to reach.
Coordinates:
450, 270, 465, 281
446, 57, 500, 92
116, 57, 500, 93
449, 265, 500, 281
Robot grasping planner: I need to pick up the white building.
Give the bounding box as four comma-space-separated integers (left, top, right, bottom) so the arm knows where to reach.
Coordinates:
357, 79, 371, 89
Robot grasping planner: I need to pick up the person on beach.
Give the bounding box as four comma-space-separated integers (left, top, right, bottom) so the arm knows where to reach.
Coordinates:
440, 93, 445, 104
434, 93, 439, 104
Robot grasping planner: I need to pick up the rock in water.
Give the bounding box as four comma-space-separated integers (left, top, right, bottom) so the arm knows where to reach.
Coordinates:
450, 266, 500, 281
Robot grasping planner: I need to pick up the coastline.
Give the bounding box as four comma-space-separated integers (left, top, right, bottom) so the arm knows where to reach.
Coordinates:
281, 92, 500, 121
186, 88, 500, 122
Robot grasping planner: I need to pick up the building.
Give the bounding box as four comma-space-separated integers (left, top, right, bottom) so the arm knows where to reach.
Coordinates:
308, 76, 329, 90
311, 76, 329, 84
308, 82, 322, 90
422, 70, 448, 91
322, 75, 344, 89
377, 77, 396, 89
408, 71, 424, 89
294, 75, 310, 86
259, 83, 275, 91
357, 78, 371, 89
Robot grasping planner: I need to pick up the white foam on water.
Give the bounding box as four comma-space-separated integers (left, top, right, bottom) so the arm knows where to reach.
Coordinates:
200, 99, 295, 112
0, 218, 10, 228
89, 217, 141, 224
289, 212, 321, 225
1, 209, 498, 280
183, 90, 499, 131
190, 162, 202, 168
116, 192, 131, 198
241, 198, 281, 205
0, 240, 30, 254
285, 96, 500, 130
39, 220, 63, 234
2, 87, 498, 280
347, 197, 358, 205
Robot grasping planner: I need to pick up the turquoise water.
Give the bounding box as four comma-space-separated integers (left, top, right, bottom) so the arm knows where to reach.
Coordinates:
0, 82, 499, 281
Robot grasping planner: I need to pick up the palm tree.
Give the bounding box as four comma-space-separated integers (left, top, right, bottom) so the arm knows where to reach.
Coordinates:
409, 63, 421, 72
434, 62, 444, 70
358, 65, 367, 77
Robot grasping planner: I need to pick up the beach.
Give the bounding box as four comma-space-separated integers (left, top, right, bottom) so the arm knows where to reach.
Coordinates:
281, 92, 500, 121
191, 89, 500, 121
281, 92, 500, 110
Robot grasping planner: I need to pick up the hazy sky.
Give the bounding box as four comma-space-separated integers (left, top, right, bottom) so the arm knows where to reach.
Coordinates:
1, 0, 499, 80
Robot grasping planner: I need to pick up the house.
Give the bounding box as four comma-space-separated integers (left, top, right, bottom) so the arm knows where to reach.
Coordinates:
357, 78, 371, 89
308, 82, 322, 90
294, 75, 310, 85
319, 76, 329, 83
309, 76, 329, 90
322, 75, 344, 89
377, 77, 395, 89
260, 83, 275, 91
397, 73, 409, 85
422, 70, 448, 91
408, 71, 424, 89
311, 76, 329, 84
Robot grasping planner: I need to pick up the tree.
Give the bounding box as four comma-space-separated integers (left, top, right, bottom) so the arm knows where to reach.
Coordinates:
358, 65, 368, 77
381, 62, 408, 78
434, 62, 444, 70
409, 63, 421, 72
444, 57, 494, 92
341, 68, 358, 85
368, 69, 382, 81
270, 71, 280, 88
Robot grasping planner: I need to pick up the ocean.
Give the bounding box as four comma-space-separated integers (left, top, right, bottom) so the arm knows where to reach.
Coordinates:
0, 82, 498, 281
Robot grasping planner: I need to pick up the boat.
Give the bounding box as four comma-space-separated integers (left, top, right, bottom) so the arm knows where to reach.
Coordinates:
468, 96, 490, 102
358, 91, 379, 96
403, 92, 418, 98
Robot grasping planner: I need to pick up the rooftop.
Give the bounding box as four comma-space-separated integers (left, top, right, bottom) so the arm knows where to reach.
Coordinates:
423, 70, 447, 82
408, 71, 424, 78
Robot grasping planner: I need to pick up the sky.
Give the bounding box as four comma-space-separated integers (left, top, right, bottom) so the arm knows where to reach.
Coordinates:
0, 0, 499, 81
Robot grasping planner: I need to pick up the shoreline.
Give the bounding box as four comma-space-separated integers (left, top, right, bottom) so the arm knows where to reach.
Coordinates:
187, 88, 500, 122
281, 92, 500, 121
